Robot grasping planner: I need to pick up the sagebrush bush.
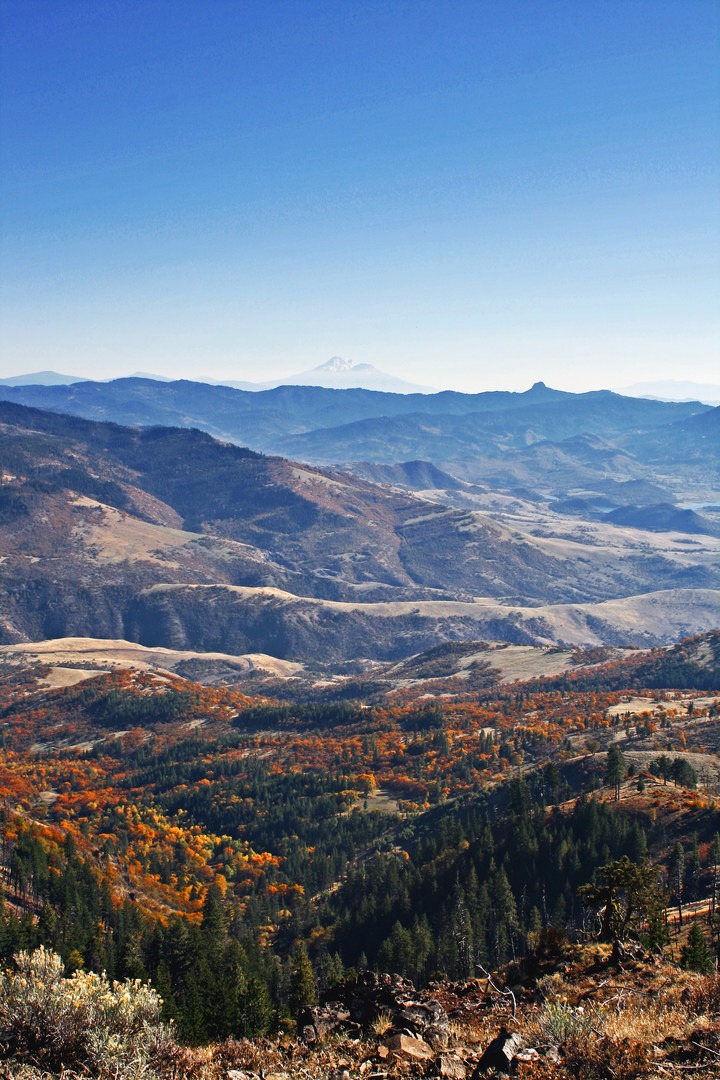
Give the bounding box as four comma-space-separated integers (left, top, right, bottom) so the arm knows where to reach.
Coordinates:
0, 946, 175, 1078
535, 999, 594, 1045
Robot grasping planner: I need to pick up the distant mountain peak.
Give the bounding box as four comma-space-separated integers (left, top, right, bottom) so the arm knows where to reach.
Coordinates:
616, 379, 720, 406
526, 380, 564, 398
0, 370, 85, 387
268, 357, 436, 394
316, 356, 357, 373
313, 357, 385, 376
129, 371, 173, 382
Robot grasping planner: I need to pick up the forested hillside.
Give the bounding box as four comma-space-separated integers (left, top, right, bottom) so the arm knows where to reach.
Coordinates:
0, 640, 718, 1050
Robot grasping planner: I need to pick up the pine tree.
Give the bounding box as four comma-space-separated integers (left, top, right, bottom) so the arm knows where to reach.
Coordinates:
200, 884, 226, 963
578, 856, 665, 944
218, 938, 249, 1036
377, 921, 413, 977
710, 834, 720, 921
489, 865, 518, 964
605, 746, 626, 801
409, 916, 434, 985
681, 922, 713, 974
288, 944, 316, 1016
241, 974, 274, 1036
669, 843, 685, 927
686, 835, 701, 901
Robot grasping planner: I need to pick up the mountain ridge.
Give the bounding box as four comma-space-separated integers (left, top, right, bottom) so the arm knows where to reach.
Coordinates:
0, 379, 713, 508
1, 400, 718, 664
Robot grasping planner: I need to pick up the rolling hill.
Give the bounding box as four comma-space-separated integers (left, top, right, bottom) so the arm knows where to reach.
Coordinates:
1, 378, 716, 522
1, 401, 719, 665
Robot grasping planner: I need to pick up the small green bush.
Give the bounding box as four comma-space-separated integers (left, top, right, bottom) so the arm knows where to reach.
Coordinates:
536, 999, 594, 1045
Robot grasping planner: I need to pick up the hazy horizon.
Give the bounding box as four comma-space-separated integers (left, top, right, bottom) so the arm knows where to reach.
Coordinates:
1, 1, 718, 394
2, 360, 720, 406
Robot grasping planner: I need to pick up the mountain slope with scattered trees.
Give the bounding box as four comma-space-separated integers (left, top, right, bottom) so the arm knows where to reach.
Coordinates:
1, 402, 718, 659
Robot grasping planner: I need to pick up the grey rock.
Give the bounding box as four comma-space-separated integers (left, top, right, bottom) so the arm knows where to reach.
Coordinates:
438, 1052, 468, 1079
472, 1028, 523, 1076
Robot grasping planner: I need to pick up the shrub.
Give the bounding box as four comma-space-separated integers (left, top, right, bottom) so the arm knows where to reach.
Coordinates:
685, 972, 720, 1014
536, 1000, 594, 1045
0, 946, 174, 1078
563, 1034, 652, 1080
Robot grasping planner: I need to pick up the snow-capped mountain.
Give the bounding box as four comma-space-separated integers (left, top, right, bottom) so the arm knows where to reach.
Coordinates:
252, 357, 437, 394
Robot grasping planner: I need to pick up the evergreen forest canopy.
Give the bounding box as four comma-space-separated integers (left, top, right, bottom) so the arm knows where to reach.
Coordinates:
0, 396, 719, 1071
0, 644, 718, 1045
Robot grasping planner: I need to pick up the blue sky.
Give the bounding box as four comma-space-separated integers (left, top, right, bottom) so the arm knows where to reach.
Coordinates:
1, 0, 718, 392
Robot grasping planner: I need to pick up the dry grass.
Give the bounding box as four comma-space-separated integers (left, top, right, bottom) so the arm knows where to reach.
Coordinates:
519, 953, 720, 1080
369, 1009, 394, 1038
3, 947, 720, 1079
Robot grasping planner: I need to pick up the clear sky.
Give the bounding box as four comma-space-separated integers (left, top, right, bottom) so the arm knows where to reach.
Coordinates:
1, 0, 718, 393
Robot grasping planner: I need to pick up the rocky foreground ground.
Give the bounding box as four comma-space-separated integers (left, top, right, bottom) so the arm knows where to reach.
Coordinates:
157, 944, 720, 1079
3, 941, 720, 1079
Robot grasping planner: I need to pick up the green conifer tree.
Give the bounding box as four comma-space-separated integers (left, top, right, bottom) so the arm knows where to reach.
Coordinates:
288, 943, 316, 1016
605, 746, 626, 801
681, 922, 713, 974
669, 842, 685, 927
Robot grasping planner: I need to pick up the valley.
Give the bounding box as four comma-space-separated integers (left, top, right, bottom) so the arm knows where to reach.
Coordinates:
0, 396, 718, 672
3, 3, 718, 1075
0, 631, 718, 1076
0, 386, 718, 1079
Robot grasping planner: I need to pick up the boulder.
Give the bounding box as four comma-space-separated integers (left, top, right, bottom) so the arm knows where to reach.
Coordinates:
297, 1002, 358, 1043
515, 1047, 541, 1064
472, 1029, 523, 1076
301, 970, 450, 1044
438, 1051, 468, 1078
383, 1033, 434, 1061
